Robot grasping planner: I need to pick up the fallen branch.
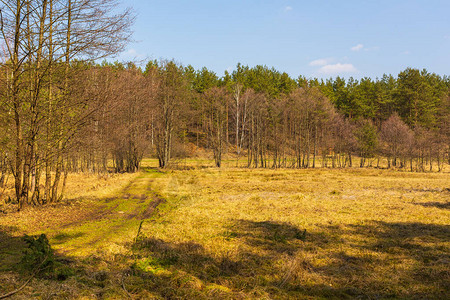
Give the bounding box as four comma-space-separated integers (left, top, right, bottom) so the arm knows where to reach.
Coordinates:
0, 275, 34, 299
0, 254, 49, 299
121, 274, 134, 299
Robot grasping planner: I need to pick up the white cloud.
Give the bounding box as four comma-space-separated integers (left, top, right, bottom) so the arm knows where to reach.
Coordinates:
122, 48, 144, 59
284, 6, 293, 11
309, 59, 329, 66
318, 63, 357, 74
127, 48, 137, 55
402, 50, 410, 55
351, 44, 364, 51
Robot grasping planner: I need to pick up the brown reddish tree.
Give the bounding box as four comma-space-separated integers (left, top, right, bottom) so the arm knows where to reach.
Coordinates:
380, 113, 413, 168
152, 61, 189, 168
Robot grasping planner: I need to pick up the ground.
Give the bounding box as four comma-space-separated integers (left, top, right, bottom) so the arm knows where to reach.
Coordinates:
0, 159, 449, 299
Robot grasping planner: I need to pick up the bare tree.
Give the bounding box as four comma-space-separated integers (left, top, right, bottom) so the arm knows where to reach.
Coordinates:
152, 61, 188, 168
380, 113, 413, 168
203, 87, 230, 167
0, 0, 133, 208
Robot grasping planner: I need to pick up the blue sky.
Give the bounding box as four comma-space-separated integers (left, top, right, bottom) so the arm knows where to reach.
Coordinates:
118, 0, 450, 79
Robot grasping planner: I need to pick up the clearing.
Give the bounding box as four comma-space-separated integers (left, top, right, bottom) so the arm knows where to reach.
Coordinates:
0, 160, 449, 299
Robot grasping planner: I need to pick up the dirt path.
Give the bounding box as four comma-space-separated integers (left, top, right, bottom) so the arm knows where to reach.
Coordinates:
0, 169, 171, 298
52, 174, 167, 257
0, 172, 169, 258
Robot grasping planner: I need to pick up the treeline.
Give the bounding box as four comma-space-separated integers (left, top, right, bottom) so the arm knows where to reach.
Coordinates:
57, 61, 450, 174
1, 58, 449, 207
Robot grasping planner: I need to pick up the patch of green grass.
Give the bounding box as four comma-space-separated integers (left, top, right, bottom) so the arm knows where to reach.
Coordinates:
52, 232, 85, 244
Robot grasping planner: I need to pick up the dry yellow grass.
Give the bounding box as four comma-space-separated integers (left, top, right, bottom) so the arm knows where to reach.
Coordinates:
133, 163, 449, 299
0, 159, 449, 299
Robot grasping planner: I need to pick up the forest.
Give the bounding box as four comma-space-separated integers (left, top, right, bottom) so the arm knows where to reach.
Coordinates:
1, 52, 449, 209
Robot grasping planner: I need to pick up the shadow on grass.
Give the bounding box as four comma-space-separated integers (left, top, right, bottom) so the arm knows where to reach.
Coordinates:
227, 220, 306, 255
128, 220, 345, 299
312, 221, 450, 299
3, 216, 449, 299
52, 232, 86, 245
128, 236, 267, 299
0, 225, 136, 299
128, 220, 450, 299
0, 225, 25, 273
141, 166, 166, 174
0, 226, 80, 296
413, 201, 450, 209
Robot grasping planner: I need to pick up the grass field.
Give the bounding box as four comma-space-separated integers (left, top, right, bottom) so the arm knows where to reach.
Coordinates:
0, 159, 449, 299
